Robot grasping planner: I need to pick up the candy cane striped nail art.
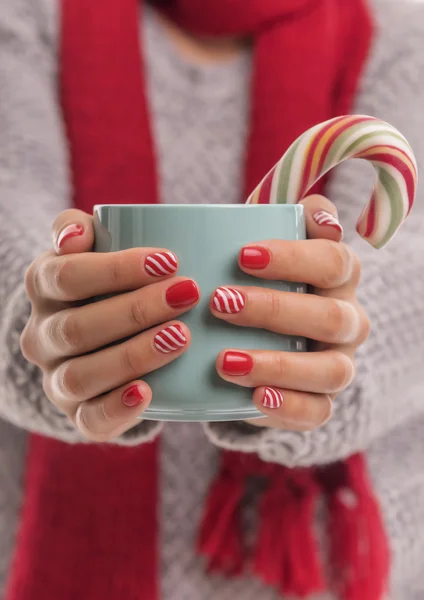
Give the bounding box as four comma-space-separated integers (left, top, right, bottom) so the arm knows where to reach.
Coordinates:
312, 211, 343, 235
213, 287, 245, 314
262, 387, 283, 409
145, 252, 178, 277
154, 324, 187, 354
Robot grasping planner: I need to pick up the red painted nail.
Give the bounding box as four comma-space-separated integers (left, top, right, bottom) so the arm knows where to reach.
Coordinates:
166, 280, 199, 309
240, 246, 271, 270
223, 351, 253, 376
145, 251, 178, 277
262, 387, 283, 409
56, 224, 84, 249
122, 385, 144, 407
312, 211, 343, 235
154, 324, 187, 354
212, 287, 245, 314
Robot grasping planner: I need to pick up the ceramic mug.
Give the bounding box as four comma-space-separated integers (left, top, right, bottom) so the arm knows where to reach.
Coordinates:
93, 204, 306, 422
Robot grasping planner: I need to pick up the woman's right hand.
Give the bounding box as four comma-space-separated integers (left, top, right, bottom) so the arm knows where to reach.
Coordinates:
20, 209, 200, 442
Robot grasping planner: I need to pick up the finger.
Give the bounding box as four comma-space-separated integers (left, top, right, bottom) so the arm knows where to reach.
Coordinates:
244, 387, 332, 431
32, 247, 182, 302
238, 239, 355, 289
210, 286, 362, 344
299, 194, 343, 241
216, 349, 355, 394
314, 253, 362, 300
47, 321, 191, 410
52, 209, 95, 255
74, 380, 152, 442
43, 277, 200, 359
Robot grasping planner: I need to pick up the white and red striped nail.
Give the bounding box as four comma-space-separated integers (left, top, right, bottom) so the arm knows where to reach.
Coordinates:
212, 287, 245, 314
144, 252, 178, 277
262, 387, 283, 409
154, 324, 187, 354
312, 211, 343, 235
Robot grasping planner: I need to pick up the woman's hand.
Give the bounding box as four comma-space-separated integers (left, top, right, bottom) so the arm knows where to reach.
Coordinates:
213, 195, 370, 431
21, 209, 200, 441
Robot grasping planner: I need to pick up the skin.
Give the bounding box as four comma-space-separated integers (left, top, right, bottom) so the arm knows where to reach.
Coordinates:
21, 195, 369, 442
20, 25, 369, 441
152, 8, 250, 64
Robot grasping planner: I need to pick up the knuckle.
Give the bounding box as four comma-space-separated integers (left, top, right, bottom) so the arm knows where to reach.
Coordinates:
267, 292, 283, 324
25, 253, 49, 300
75, 406, 101, 441
108, 253, 125, 288
53, 257, 76, 299
55, 361, 86, 401
357, 307, 371, 345
42, 373, 71, 417
24, 261, 38, 299
130, 298, 150, 330
328, 352, 355, 392
58, 311, 84, 352
272, 352, 289, 377
350, 254, 362, 286
319, 241, 352, 288
20, 323, 37, 363
121, 343, 142, 378
322, 298, 346, 341
282, 242, 298, 274
41, 373, 53, 402
75, 402, 117, 442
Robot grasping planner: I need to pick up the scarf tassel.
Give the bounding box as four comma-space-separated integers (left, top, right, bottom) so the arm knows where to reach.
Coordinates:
253, 471, 326, 597
198, 454, 390, 600
326, 455, 391, 600
197, 469, 246, 575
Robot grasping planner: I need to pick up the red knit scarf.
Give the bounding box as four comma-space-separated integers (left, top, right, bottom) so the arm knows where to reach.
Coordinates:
6, 1, 390, 599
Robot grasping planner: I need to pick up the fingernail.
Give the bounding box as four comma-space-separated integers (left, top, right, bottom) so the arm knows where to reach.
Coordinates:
166, 280, 199, 308
312, 211, 343, 235
240, 246, 271, 270
154, 324, 187, 354
212, 287, 245, 314
145, 251, 178, 277
262, 387, 283, 409
56, 224, 84, 249
223, 351, 254, 376
122, 384, 144, 407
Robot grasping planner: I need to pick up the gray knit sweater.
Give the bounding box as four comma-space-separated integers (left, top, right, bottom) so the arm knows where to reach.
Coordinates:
1, 1, 424, 598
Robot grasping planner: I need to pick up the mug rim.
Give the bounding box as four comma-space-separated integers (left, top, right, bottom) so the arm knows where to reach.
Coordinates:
94, 203, 302, 210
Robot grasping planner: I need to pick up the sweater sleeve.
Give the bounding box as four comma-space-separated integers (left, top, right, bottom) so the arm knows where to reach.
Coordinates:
204, 0, 424, 466
0, 0, 162, 445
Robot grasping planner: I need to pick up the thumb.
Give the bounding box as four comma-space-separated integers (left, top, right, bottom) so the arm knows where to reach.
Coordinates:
299, 194, 343, 242
52, 209, 95, 255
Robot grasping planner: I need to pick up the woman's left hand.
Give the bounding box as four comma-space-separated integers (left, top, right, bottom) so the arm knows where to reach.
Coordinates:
212, 195, 370, 431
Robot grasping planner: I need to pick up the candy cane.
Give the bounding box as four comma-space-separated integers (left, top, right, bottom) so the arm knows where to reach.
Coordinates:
246, 115, 417, 249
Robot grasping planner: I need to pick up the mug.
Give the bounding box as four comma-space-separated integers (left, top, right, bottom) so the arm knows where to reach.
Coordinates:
93, 204, 306, 422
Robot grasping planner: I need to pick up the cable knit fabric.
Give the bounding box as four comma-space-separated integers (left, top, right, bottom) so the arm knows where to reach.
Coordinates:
1, 0, 424, 598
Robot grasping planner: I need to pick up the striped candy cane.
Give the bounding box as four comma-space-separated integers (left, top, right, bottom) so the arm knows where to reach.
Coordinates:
247, 115, 417, 249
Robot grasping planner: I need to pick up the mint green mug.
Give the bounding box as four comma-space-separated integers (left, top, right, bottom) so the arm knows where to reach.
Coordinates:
93, 204, 306, 422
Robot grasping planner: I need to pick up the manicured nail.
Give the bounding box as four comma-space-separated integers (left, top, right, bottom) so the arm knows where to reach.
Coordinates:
56, 224, 84, 249
122, 385, 144, 407
212, 287, 245, 314
223, 351, 253, 376
240, 246, 271, 270
166, 280, 199, 309
312, 211, 343, 235
154, 324, 187, 354
262, 387, 283, 409
145, 251, 178, 277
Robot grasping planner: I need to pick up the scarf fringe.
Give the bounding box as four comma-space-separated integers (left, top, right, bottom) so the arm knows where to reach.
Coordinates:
198, 452, 390, 599
326, 455, 391, 600
253, 471, 325, 597
197, 467, 246, 575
